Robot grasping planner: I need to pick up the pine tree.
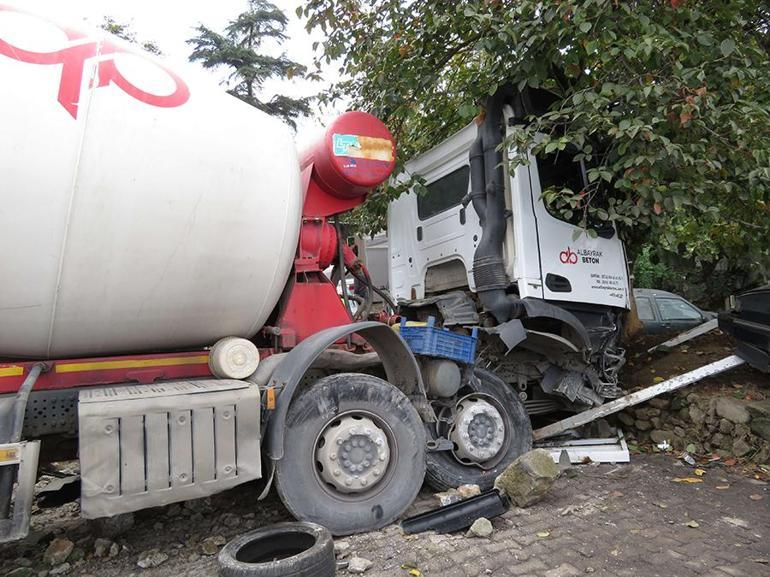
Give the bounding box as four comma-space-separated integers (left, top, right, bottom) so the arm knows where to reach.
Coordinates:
101, 17, 162, 55
188, 0, 311, 129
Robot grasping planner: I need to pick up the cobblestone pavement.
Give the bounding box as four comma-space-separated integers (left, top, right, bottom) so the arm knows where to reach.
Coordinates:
2, 454, 768, 577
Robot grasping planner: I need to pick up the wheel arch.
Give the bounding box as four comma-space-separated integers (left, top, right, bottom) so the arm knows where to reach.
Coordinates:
264, 321, 428, 461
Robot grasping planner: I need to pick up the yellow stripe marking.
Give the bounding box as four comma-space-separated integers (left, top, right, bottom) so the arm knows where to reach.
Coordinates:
0, 366, 24, 377
56, 355, 210, 373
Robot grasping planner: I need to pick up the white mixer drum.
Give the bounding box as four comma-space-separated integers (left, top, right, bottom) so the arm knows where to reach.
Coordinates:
0, 4, 303, 359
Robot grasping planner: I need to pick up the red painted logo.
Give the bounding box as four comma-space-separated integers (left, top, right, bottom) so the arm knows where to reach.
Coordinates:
0, 5, 189, 118
559, 247, 578, 264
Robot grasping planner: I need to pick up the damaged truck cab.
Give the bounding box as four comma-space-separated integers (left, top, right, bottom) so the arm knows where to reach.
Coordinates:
389, 88, 631, 428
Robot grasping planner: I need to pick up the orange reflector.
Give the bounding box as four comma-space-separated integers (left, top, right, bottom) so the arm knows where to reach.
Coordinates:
0, 446, 20, 464
266, 387, 276, 410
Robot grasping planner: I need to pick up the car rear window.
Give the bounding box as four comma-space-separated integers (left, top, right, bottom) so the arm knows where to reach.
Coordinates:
657, 297, 702, 321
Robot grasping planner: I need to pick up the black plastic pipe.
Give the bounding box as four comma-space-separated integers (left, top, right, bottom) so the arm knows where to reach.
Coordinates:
471, 87, 524, 323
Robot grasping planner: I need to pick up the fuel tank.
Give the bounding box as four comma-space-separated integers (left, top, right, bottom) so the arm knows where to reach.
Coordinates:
0, 4, 303, 358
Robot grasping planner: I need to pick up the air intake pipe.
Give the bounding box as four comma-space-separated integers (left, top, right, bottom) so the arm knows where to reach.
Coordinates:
471, 87, 524, 323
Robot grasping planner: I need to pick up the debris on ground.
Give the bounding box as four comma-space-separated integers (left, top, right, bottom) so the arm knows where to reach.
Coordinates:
348, 556, 374, 574
136, 549, 169, 569
456, 484, 481, 499
434, 489, 461, 506
43, 537, 74, 566
494, 449, 560, 507
200, 535, 226, 555
334, 540, 352, 559
466, 517, 493, 538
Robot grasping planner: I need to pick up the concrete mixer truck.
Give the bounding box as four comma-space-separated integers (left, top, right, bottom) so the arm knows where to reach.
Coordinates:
0, 4, 636, 542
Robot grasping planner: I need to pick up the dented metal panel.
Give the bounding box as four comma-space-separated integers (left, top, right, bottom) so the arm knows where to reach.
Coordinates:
79, 379, 260, 518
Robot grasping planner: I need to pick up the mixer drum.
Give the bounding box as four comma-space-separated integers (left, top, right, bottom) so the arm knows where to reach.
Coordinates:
0, 5, 303, 358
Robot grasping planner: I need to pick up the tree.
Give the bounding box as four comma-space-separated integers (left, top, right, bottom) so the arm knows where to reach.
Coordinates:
188, 0, 312, 129
101, 16, 162, 55
301, 0, 770, 300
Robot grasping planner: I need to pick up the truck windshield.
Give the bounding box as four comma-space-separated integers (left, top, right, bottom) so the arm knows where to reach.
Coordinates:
536, 150, 615, 237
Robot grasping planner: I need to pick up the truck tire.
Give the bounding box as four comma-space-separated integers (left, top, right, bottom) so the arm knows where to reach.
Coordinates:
275, 373, 426, 536
217, 522, 334, 577
425, 368, 532, 492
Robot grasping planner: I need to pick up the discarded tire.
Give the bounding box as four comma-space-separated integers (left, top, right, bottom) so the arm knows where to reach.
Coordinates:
217, 522, 335, 577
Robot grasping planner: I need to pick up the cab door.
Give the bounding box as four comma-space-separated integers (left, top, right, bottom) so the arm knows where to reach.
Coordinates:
526, 150, 630, 309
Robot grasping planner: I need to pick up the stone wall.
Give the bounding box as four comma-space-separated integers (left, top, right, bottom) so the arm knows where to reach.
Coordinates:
614, 394, 770, 463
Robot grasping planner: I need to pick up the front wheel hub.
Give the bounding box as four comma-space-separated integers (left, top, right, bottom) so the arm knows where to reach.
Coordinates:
316, 415, 390, 494
450, 398, 505, 463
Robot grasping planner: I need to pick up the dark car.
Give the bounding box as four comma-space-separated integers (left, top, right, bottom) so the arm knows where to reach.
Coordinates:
633, 288, 716, 334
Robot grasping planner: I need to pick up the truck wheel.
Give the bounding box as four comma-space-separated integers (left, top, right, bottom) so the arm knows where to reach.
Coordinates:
217, 522, 334, 577
425, 368, 532, 492
275, 373, 426, 536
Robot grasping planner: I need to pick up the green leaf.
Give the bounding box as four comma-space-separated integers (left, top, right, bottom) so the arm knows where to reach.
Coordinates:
720, 38, 735, 56
579, 22, 592, 33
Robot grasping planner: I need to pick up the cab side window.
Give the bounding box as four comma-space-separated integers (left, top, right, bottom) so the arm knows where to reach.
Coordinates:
417, 166, 469, 220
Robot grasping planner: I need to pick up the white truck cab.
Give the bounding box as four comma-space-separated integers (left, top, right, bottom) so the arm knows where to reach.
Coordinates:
389, 117, 630, 310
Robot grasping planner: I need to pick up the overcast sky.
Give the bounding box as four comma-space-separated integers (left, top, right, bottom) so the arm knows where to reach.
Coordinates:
24, 0, 342, 146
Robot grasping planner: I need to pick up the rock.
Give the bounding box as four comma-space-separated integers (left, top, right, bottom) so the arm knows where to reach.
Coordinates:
108, 542, 120, 558
334, 540, 351, 559
750, 418, 770, 441
7, 568, 34, 577
689, 405, 706, 425
93, 538, 112, 558
650, 430, 674, 444
434, 489, 461, 506
617, 412, 635, 427
49, 564, 70, 576
137, 549, 168, 569
747, 400, 770, 420
649, 398, 670, 410
716, 398, 750, 424
348, 557, 373, 574
712, 433, 724, 446
634, 420, 652, 432
467, 517, 493, 538
732, 438, 752, 457
44, 538, 74, 566
735, 423, 751, 439
91, 513, 134, 538
718, 419, 734, 434
674, 426, 685, 438
494, 449, 559, 507
457, 484, 481, 499
221, 513, 240, 528
650, 417, 662, 429
635, 408, 660, 420
755, 442, 770, 463
200, 536, 226, 556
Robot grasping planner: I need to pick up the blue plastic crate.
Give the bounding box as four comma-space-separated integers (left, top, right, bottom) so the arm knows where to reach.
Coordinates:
399, 316, 478, 365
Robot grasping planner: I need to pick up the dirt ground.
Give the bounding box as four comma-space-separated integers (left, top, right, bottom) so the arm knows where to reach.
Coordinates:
1, 453, 768, 577
623, 331, 768, 397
